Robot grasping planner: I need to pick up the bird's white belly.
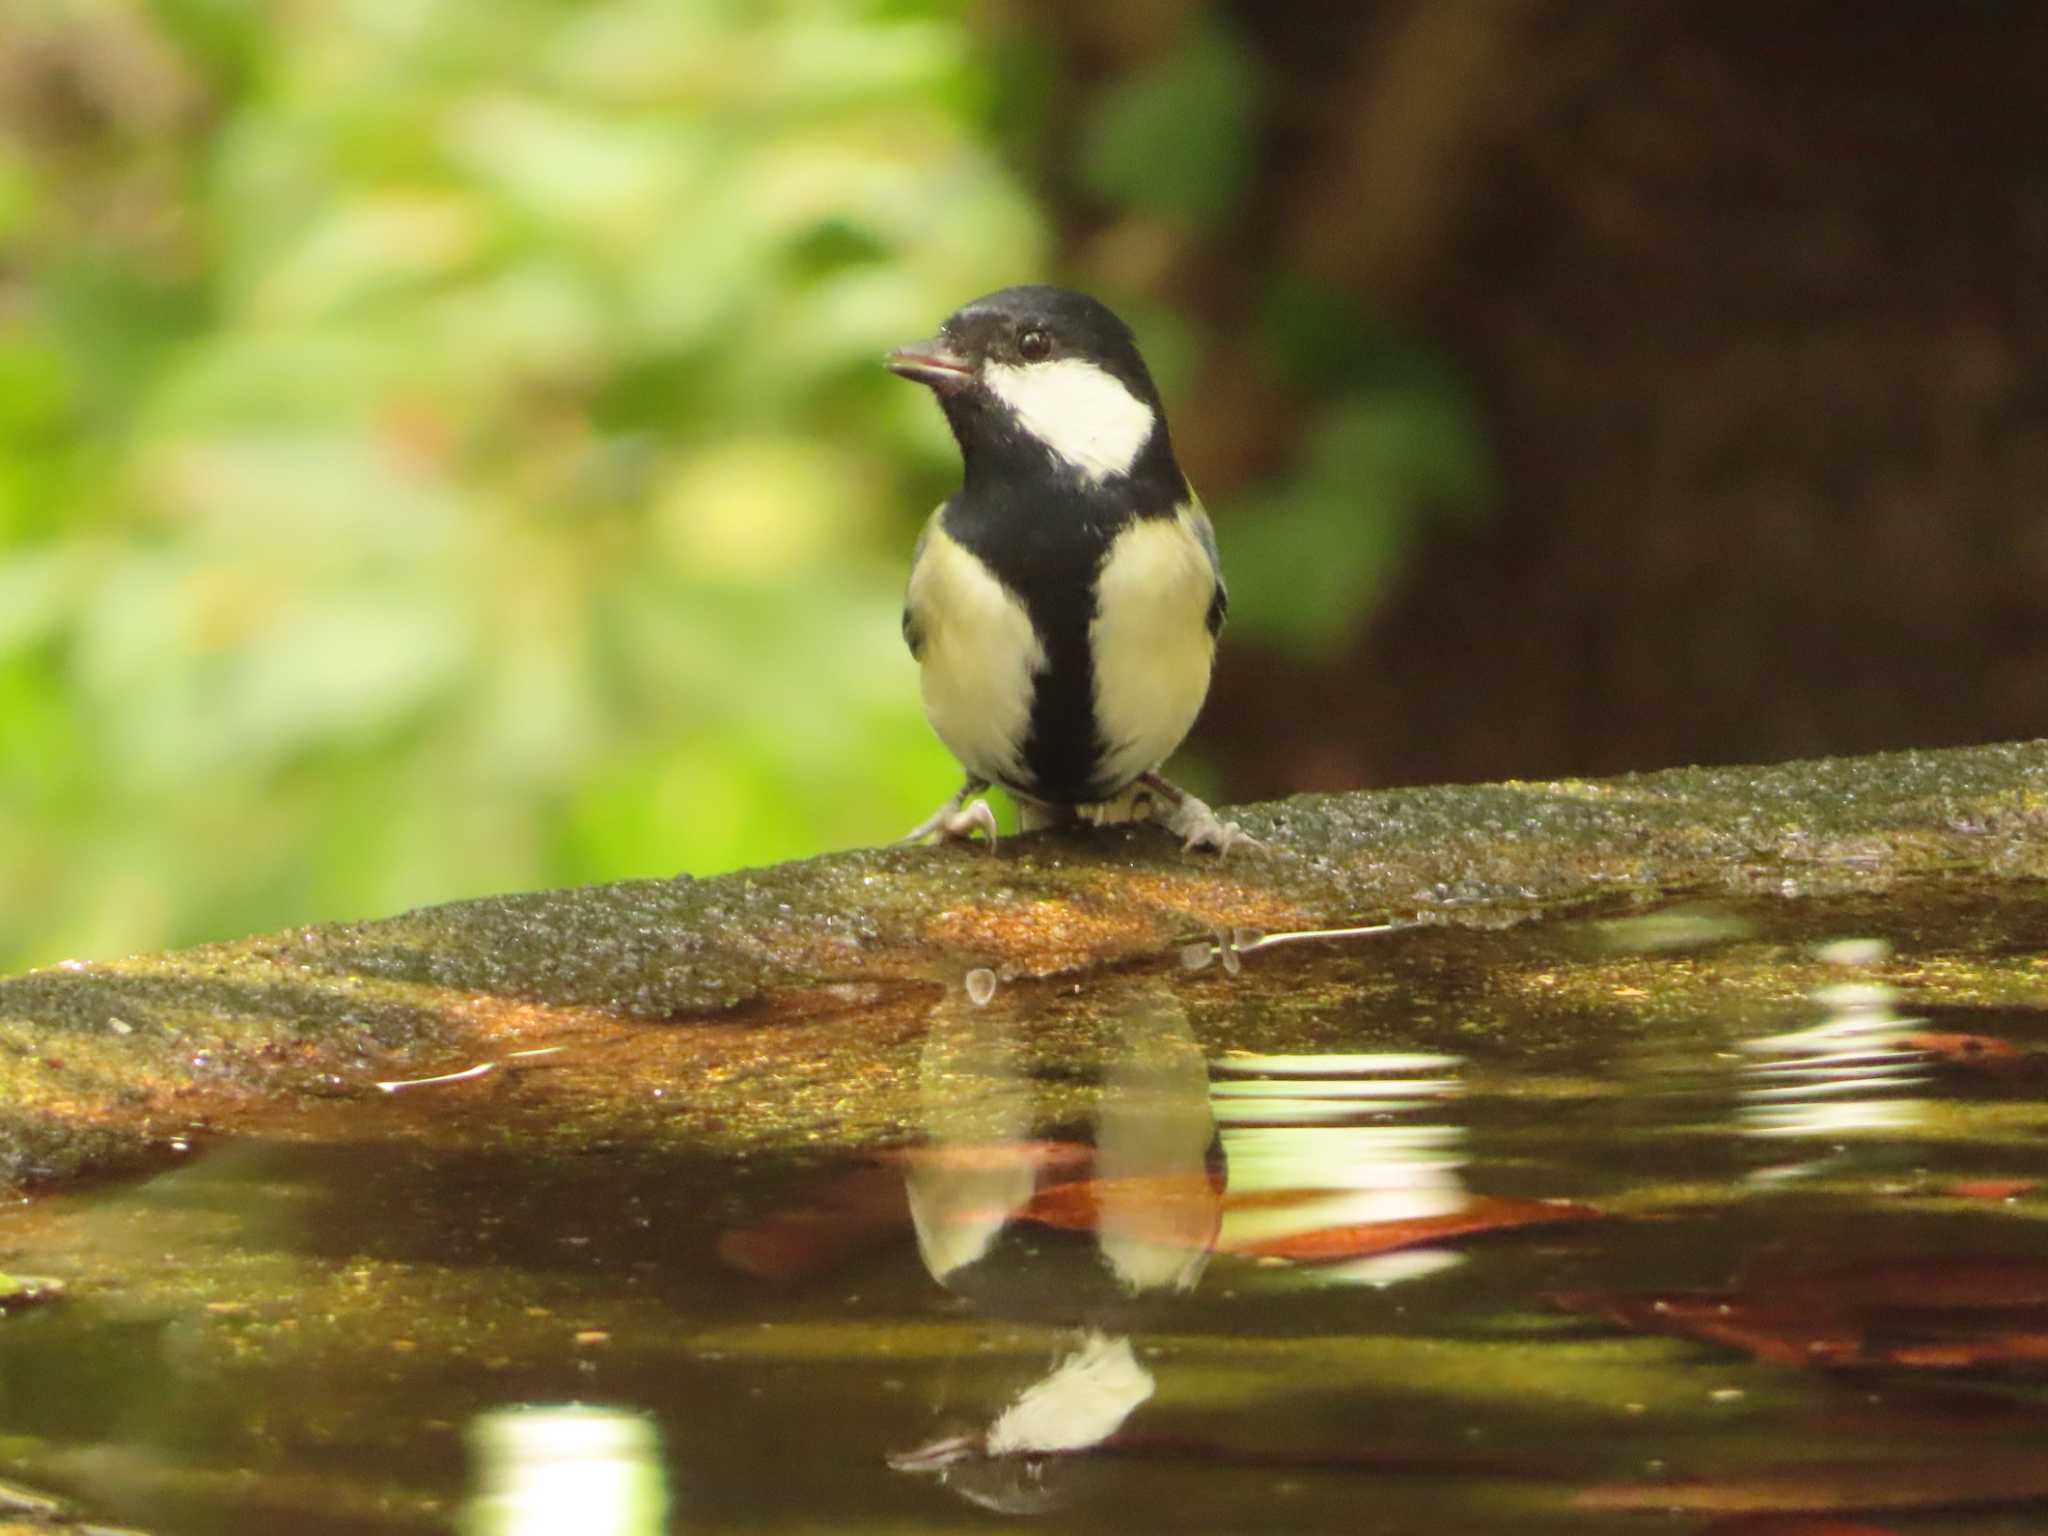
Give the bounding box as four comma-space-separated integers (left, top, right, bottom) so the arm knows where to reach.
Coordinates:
1089, 513, 1216, 792
908, 524, 1044, 787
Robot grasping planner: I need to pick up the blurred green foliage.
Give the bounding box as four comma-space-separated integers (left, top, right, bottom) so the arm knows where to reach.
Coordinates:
1079, 16, 1258, 229
1, 0, 1041, 969
0, 0, 1488, 973
1230, 281, 1493, 656
1068, 13, 1492, 658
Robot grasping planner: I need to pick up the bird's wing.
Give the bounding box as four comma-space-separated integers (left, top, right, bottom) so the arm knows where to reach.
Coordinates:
1181, 495, 1227, 638
902, 505, 944, 659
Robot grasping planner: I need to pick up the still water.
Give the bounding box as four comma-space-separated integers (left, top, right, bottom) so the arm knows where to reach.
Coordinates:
1, 899, 2045, 1533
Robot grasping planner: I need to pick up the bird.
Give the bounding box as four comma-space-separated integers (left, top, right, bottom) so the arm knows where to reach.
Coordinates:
886, 285, 1251, 855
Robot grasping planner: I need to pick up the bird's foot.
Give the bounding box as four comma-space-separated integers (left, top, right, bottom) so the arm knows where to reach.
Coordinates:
901, 783, 999, 852
1135, 773, 1262, 857
1162, 794, 1259, 857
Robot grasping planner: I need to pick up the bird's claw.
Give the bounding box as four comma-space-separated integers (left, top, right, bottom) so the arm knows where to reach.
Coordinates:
901, 795, 999, 853
1156, 790, 1262, 858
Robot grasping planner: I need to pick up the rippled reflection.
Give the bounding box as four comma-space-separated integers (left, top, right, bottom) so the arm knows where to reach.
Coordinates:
1740, 979, 1930, 1145
1212, 1052, 1468, 1286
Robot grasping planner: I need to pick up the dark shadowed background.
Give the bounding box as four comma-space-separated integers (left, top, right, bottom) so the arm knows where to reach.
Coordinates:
4, 0, 2044, 970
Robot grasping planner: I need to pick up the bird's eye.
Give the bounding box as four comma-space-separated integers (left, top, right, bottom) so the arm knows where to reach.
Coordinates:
1017, 328, 1052, 362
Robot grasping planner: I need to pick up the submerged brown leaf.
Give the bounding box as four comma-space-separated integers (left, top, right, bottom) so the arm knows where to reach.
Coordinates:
1020, 1181, 1602, 1263
714, 1166, 910, 1286
1700, 1519, 1901, 1536
1550, 1255, 2048, 1371
1899, 1031, 2033, 1071
1017, 1173, 1228, 1247
1942, 1177, 2037, 1200
1577, 1451, 2048, 1514
1219, 1194, 1603, 1263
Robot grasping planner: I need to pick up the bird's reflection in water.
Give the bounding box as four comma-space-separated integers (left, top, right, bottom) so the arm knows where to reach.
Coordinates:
891, 980, 1216, 1512
890, 981, 1470, 1511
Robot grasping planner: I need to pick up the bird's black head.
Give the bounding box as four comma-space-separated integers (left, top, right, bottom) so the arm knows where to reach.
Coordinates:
888, 285, 1182, 496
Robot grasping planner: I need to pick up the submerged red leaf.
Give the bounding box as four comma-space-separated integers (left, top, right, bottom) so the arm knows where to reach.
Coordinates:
1942, 1177, 2037, 1200
718, 1142, 1103, 1286
715, 1165, 910, 1286
1019, 1181, 1602, 1263
1898, 1031, 2032, 1070
1220, 1194, 1603, 1263
1018, 1173, 1227, 1247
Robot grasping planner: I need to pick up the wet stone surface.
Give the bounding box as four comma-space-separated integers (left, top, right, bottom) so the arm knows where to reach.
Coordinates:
2, 738, 2046, 1199
0, 886, 2044, 1531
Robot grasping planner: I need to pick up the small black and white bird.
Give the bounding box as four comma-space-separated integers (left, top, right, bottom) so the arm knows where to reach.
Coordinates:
887, 285, 1250, 854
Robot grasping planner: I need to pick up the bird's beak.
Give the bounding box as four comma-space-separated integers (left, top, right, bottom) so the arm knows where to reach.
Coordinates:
886, 337, 977, 394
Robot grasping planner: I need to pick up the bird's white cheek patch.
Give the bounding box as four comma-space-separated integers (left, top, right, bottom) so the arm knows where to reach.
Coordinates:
983, 358, 1156, 483
906, 526, 1044, 785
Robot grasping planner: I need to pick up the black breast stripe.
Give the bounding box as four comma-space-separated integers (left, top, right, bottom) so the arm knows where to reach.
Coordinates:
941, 486, 1124, 805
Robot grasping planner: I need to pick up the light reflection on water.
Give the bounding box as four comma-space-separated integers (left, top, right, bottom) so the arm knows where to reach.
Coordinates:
463, 1406, 667, 1536
1210, 1052, 1467, 1285
1739, 976, 1929, 1147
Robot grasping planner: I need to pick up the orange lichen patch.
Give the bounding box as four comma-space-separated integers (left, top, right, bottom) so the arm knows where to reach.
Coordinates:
1094, 868, 1314, 932
918, 870, 1311, 975
447, 993, 644, 1048
919, 895, 1156, 972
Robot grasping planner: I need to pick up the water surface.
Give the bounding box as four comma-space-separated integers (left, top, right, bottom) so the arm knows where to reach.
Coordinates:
1, 895, 2045, 1533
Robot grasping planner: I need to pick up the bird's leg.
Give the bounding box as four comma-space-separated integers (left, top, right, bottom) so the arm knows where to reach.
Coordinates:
1080, 784, 1147, 826
1015, 798, 1078, 833
901, 777, 999, 851
1134, 772, 1261, 857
